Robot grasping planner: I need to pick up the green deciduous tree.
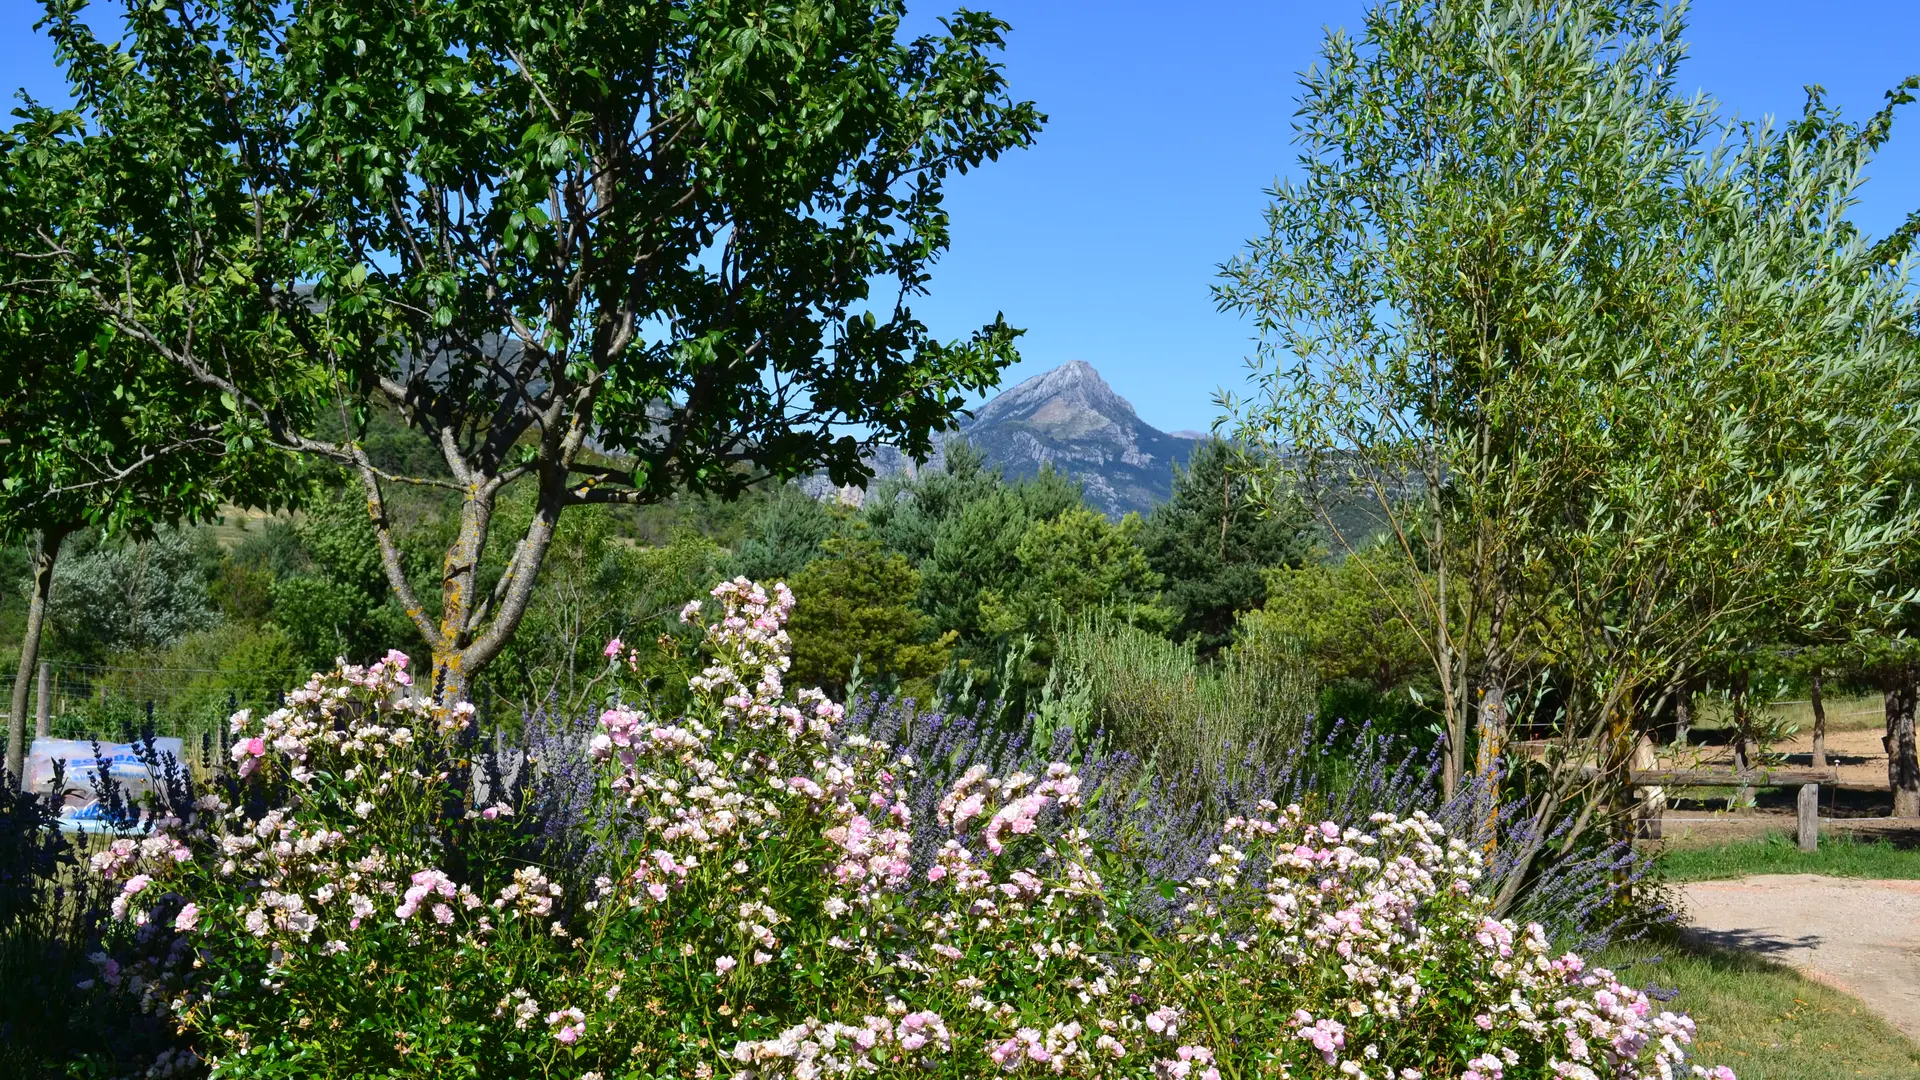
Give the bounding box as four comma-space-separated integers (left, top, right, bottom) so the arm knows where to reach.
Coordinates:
0, 116, 295, 781
20, 0, 1041, 700
1141, 439, 1314, 653
1221, 0, 1920, 884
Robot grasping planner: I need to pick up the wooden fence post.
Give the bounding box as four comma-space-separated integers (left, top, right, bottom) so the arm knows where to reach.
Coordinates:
33, 660, 51, 738
1797, 783, 1819, 853
1635, 790, 1665, 840
1632, 734, 1663, 839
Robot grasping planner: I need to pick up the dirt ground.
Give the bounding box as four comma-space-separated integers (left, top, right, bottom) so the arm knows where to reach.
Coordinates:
1648, 720, 1917, 841
1668, 724, 1892, 793
1652, 813, 1920, 846
1681, 874, 1920, 1043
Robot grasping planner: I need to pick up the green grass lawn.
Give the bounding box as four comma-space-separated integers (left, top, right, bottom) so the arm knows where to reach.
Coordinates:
1659, 834, 1920, 882
1603, 936, 1920, 1079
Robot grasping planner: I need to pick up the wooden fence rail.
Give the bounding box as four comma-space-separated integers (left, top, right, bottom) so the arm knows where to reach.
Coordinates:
1628, 768, 1838, 851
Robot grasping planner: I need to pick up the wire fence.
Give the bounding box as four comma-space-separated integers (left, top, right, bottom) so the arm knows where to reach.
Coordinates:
1, 662, 286, 751
2, 660, 523, 753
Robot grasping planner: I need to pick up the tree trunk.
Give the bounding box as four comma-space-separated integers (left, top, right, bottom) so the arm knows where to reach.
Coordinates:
421, 472, 564, 706
429, 488, 498, 704
1884, 671, 1920, 818
356, 431, 569, 708
1810, 667, 1827, 770
1475, 682, 1508, 770
1730, 670, 1754, 811
1472, 678, 1507, 845
1674, 692, 1691, 748
7, 527, 66, 786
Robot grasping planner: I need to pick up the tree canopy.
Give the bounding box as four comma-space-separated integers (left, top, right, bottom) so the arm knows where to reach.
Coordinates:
1220, 0, 1920, 841
14, 0, 1042, 697
0, 114, 299, 778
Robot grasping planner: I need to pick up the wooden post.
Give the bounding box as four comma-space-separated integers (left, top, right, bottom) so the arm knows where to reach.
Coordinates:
33, 660, 51, 738
1632, 734, 1664, 840
1810, 668, 1828, 770
1635, 792, 1664, 840
1797, 783, 1819, 853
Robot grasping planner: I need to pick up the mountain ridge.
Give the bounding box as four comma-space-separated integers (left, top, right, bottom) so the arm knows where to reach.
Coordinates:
802, 361, 1199, 517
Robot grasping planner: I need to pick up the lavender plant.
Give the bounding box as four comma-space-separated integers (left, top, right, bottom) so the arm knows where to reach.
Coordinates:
840, 692, 1656, 951
1, 755, 196, 1078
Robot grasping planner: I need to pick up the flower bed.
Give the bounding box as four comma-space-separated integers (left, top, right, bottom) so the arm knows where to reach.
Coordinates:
89, 579, 1730, 1079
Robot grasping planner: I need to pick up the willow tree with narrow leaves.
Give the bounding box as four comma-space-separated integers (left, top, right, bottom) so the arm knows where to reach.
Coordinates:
1219, 0, 1920, 890
20, 0, 1041, 699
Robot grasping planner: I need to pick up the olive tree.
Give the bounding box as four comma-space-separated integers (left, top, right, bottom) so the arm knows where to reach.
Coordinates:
21, 0, 1041, 698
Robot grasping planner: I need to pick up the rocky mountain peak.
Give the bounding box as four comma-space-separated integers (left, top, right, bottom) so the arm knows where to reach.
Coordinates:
955, 362, 1196, 517
967, 359, 1137, 429
801, 361, 1199, 518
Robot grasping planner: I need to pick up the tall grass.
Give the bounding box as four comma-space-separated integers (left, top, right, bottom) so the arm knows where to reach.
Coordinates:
1046, 614, 1318, 783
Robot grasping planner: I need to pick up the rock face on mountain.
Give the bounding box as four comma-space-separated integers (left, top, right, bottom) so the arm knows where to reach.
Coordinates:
956, 361, 1197, 517
801, 361, 1198, 517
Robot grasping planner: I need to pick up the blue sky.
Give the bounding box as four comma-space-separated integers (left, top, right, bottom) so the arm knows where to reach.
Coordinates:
7, 1, 1918, 434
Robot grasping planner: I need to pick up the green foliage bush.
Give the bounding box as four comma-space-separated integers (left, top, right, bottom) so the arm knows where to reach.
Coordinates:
47, 531, 218, 659
985, 508, 1168, 638
1049, 614, 1316, 783
1239, 549, 1432, 695
268, 574, 402, 672
787, 538, 953, 697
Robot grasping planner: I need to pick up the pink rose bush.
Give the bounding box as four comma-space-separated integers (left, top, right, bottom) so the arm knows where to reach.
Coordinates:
90, 578, 1732, 1079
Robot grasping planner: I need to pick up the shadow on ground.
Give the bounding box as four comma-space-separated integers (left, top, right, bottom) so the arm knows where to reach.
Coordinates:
1680, 925, 1822, 957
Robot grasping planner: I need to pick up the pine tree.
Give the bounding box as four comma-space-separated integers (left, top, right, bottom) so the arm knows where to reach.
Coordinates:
1141, 441, 1314, 653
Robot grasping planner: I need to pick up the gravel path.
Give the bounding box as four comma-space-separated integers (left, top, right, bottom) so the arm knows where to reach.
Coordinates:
1681, 875, 1920, 1042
